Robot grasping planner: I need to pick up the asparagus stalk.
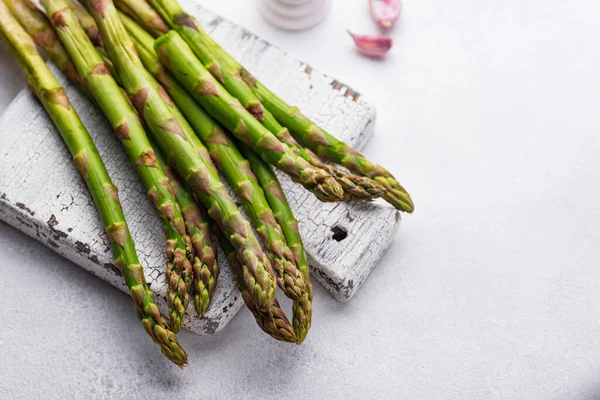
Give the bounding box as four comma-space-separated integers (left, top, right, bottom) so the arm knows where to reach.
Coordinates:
63, 0, 102, 46
69, 0, 121, 73
32, 0, 381, 205
115, 4, 379, 202
43, 0, 195, 333
114, 0, 168, 37
213, 225, 297, 343
120, 11, 306, 300
260, 111, 387, 201
126, 0, 402, 207
81, 0, 277, 313
154, 31, 344, 203
183, 108, 307, 301
252, 82, 415, 212
238, 144, 313, 343
0, 1, 187, 365
153, 142, 219, 316
114, 0, 348, 204
142, 0, 263, 119
190, 0, 411, 210
4, 0, 79, 84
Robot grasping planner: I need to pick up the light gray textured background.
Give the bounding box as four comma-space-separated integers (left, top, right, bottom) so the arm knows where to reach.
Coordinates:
1, 0, 600, 399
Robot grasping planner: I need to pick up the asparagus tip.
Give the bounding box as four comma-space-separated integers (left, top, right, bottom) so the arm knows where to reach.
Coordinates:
161, 346, 189, 367
313, 174, 344, 202
279, 259, 307, 301
383, 191, 415, 213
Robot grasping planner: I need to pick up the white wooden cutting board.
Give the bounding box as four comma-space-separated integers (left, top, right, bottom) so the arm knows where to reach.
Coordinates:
0, 0, 401, 335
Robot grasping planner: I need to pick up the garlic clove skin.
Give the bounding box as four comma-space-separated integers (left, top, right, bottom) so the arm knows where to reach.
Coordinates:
369, 0, 401, 29
348, 31, 393, 58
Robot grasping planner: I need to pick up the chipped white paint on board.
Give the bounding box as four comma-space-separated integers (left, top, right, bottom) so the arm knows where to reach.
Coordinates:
0, 2, 400, 335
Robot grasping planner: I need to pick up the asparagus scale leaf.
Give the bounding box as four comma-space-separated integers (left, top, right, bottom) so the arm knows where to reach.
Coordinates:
0, 0, 187, 366
59, 0, 119, 77
64, 0, 102, 45
114, 0, 168, 37
4, 0, 79, 84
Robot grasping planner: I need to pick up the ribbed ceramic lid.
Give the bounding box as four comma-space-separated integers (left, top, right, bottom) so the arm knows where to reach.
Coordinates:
259, 0, 331, 31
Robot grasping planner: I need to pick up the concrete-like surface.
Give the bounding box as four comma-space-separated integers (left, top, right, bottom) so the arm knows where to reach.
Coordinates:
1, 0, 600, 398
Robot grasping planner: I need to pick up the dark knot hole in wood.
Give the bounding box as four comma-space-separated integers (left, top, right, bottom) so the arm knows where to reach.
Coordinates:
331, 225, 348, 242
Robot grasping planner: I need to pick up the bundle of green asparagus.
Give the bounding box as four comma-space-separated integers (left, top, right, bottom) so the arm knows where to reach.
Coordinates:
121, 0, 414, 213
0, 0, 187, 366
1, 0, 413, 365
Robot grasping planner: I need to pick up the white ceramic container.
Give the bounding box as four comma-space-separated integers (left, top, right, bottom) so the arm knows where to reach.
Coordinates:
259, 0, 332, 30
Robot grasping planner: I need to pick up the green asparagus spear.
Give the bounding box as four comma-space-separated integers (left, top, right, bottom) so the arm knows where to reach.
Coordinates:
120, 11, 306, 300
0, 0, 187, 365
251, 82, 414, 212
153, 142, 219, 316
213, 225, 297, 343
24, 0, 380, 204
81, 0, 277, 313
238, 144, 313, 343
63, 0, 102, 46
183, 109, 307, 301
114, 0, 168, 37
54, 0, 221, 317
116, 0, 344, 203
260, 111, 387, 201
141, 0, 263, 118
4, 0, 79, 84
154, 31, 344, 203
53, 0, 119, 79
43, 0, 195, 333
123, 0, 395, 204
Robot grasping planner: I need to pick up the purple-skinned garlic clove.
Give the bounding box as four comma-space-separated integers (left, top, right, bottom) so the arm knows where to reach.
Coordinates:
369, 0, 401, 29
348, 31, 393, 58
